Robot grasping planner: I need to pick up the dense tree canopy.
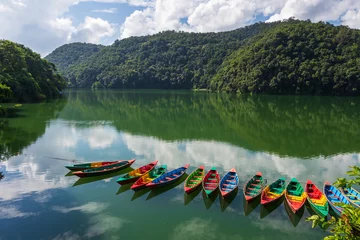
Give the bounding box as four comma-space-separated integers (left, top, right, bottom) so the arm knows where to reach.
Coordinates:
0, 40, 67, 102
45, 42, 104, 78
46, 19, 360, 95
211, 20, 360, 95
45, 22, 279, 89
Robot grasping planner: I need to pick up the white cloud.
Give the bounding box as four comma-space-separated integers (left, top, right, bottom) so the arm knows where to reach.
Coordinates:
92, 8, 117, 13
72, 16, 115, 43
122, 133, 360, 185
85, 214, 129, 237
342, 9, 360, 29
1, 0, 360, 55
52, 202, 108, 214
120, 0, 360, 39
0, 206, 36, 219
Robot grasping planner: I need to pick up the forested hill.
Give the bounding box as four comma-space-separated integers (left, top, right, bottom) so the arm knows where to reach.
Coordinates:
0, 40, 67, 102
45, 21, 280, 89
46, 19, 360, 96
45, 42, 104, 75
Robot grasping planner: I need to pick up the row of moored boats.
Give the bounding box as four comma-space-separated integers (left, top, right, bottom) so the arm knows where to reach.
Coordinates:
65, 159, 360, 218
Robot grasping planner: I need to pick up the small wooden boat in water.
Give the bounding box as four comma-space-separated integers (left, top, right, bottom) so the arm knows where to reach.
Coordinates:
184, 166, 205, 194
202, 167, 220, 196
65, 160, 125, 171
219, 168, 239, 198
131, 165, 167, 191
340, 187, 360, 208
261, 177, 285, 205
323, 181, 350, 217
72, 159, 135, 178
285, 178, 306, 213
305, 180, 328, 218
146, 164, 190, 188
117, 160, 158, 185
243, 172, 266, 201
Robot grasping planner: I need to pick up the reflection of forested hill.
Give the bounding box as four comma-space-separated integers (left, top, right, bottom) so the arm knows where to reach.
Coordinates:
59, 90, 360, 158
0, 99, 67, 160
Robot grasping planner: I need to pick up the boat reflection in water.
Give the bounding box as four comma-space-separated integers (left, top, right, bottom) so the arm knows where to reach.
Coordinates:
73, 167, 133, 187
131, 188, 151, 201
243, 196, 261, 216
116, 182, 133, 195
146, 174, 188, 200
260, 195, 284, 219
202, 188, 219, 210
220, 188, 238, 212
184, 186, 202, 206
284, 201, 305, 227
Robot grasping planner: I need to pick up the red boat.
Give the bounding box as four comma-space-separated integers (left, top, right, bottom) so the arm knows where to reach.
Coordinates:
202, 167, 220, 196
116, 160, 158, 185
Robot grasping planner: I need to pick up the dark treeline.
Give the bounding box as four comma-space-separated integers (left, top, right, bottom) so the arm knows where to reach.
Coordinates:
0, 40, 67, 103
46, 19, 360, 96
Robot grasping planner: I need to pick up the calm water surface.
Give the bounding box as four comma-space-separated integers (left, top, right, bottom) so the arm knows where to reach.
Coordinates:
1, 90, 360, 240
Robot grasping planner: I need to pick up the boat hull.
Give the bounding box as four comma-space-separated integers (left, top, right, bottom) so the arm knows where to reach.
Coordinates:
202, 167, 220, 197
184, 166, 205, 194
261, 178, 286, 205
285, 178, 306, 214
243, 172, 265, 202
219, 168, 239, 198
323, 181, 350, 217
305, 180, 328, 218
65, 161, 123, 171
73, 159, 135, 178
146, 164, 189, 189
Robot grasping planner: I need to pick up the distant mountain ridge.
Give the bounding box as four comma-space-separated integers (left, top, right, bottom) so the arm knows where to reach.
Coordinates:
45, 19, 360, 96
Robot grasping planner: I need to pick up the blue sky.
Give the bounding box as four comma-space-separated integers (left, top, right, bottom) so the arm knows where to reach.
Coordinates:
0, 0, 359, 56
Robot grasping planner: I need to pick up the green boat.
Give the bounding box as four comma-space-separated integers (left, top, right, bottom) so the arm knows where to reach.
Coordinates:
184, 166, 205, 194
72, 159, 135, 178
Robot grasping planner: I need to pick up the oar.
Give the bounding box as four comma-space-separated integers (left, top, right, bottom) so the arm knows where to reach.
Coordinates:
22, 153, 82, 163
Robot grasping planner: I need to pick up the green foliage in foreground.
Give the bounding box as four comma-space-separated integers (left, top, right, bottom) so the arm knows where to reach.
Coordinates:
0, 40, 67, 102
212, 20, 360, 95
307, 166, 360, 239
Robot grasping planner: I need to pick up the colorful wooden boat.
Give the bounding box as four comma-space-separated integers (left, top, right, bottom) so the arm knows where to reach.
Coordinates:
202, 167, 220, 196
65, 160, 125, 171
305, 180, 329, 218
131, 165, 167, 191
323, 181, 350, 217
261, 177, 286, 205
116, 160, 158, 185
285, 178, 306, 213
146, 164, 190, 188
243, 172, 266, 201
219, 167, 239, 198
340, 187, 360, 208
72, 159, 135, 178
184, 166, 205, 194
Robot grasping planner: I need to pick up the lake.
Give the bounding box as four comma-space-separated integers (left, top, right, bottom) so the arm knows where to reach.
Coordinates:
1, 90, 360, 240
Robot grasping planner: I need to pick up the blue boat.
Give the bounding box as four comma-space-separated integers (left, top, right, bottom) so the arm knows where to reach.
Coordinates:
219, 167, 239, 198
146, 164, 189, 188
341, 187, 360, 208
323, 181, 350, 217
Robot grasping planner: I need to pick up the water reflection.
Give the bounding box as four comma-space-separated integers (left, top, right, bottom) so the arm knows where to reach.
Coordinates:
243, 196, 261, 216
219, 188, 238, 212
284, 202, 305, 227
74, 168, 133, 187
184, 187, 202, 206
1, 90, 357, 240
202, 189, 219, 210
260, 196, 285, 219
